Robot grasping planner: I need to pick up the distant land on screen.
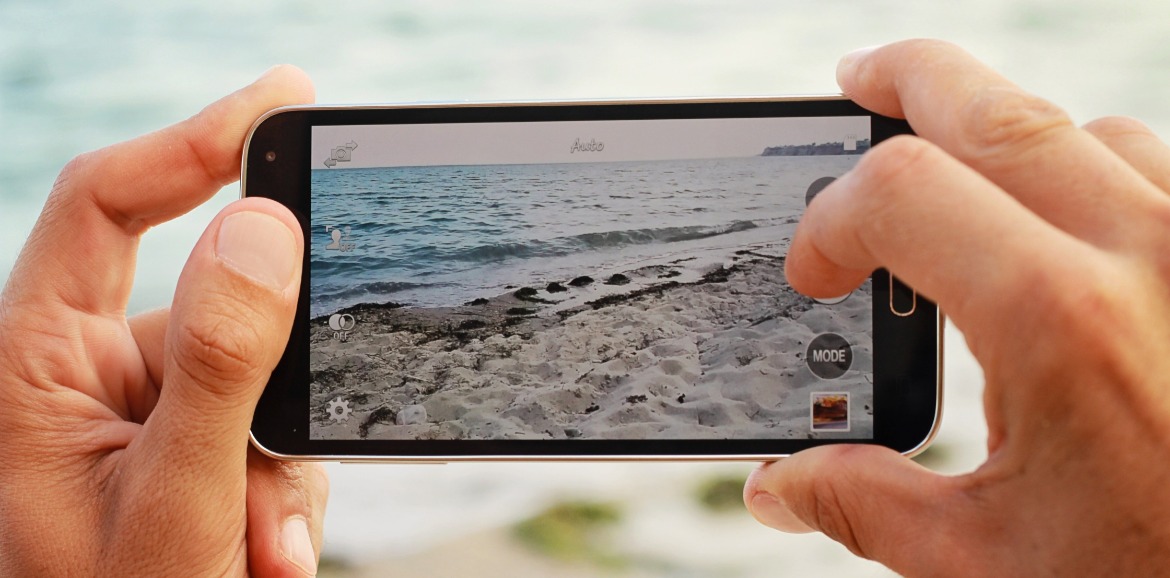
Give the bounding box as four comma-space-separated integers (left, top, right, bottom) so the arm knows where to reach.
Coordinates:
761, 139, 871, 156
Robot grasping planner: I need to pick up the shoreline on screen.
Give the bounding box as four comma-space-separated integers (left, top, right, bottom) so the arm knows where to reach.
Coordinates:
309, 242, 873, 441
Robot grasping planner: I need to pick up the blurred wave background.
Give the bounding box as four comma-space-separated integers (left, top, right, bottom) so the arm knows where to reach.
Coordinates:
1, 1, 1167, 575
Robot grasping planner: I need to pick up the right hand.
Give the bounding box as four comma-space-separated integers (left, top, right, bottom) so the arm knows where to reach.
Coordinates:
744, 40, 1170, 577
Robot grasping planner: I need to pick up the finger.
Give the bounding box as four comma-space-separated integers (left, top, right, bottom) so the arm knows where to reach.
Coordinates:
837, 40, 1168, 250
125, 198, 301, 527
7, 65, 313, 316
745, 446, 969, 576
787, 135, 1094, 339
246, 450, 329, 578
1082, 116, 1170, 194
126, 307, 169, 422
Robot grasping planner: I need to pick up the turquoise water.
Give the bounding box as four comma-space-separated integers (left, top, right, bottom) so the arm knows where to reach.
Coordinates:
2, 0, 1168, 572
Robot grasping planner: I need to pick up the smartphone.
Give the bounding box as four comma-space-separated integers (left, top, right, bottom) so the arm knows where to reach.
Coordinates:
243, 97, 942, 462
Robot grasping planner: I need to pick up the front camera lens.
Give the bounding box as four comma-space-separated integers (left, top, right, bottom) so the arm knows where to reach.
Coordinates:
265, 151, 277, 162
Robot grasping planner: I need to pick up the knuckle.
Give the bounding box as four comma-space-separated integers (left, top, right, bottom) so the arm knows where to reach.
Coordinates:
271, 461, 312, 499
787, 446, 874, 559
182, 123, 234, 187
1011, 262, 1084, 331
181, 99, 246, 187
172, 299, 267, 393
858, 135, 936, 193
956, 88, 1073, 161
0, 302, 77, 391
874, 39, 967, 83
306, 462, 331, 499
54, 152, 94, 192
879, 38, 964, 70
1016, 258, 1145, 387
806, 474, 869, 558
891, 38, 963, 60
1043, 265, 1124, 342
852, 136, 937, 236
50, 150, 143, 233
269, 461, 330, 510
40, 154, 92, 220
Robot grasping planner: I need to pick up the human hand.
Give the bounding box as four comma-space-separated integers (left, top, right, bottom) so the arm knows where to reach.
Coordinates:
0, 66, 327, 576
744, 40, 1170, 576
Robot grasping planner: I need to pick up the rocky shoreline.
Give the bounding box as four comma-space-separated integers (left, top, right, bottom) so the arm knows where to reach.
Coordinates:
309, 245, 874, 440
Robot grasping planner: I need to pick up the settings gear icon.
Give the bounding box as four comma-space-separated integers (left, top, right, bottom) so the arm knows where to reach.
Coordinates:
326, 397, 352, 422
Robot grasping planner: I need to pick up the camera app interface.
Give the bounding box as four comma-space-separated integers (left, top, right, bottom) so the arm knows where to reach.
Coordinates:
309, 116, 872, 441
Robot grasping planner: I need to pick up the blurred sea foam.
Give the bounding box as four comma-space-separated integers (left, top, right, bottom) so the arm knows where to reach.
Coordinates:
2, 1, 1167, 575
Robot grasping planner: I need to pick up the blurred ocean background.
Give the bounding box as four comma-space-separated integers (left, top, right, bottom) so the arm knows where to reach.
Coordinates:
2, 1, 1167, 576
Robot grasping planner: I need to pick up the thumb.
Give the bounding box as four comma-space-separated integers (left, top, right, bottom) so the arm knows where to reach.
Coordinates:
109, 199, 301, 572
744, 445, 962, 575
135, 197, 302, 490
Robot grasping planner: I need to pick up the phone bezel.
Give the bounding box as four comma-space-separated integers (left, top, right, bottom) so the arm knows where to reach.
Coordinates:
243, 97, 942, 461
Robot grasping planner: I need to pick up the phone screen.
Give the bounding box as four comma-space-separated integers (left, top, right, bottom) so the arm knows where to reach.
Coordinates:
307, 115, 874, 442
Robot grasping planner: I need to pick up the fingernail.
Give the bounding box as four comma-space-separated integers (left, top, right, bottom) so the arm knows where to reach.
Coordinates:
837, 45, 878, 84
280, 517, 318, 576
216, 211, 298, 290
748, 492, 813, 533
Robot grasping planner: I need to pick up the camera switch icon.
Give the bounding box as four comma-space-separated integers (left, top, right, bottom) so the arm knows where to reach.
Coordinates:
323, 140, 358, 168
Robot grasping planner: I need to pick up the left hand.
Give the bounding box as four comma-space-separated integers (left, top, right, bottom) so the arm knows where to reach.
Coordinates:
0, 65, 328, 577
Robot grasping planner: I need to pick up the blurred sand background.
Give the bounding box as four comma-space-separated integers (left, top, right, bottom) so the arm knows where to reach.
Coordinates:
2, 1, 1168, 575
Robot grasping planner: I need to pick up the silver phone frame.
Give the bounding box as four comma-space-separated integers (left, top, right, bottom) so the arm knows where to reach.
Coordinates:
242, 96, 945, 463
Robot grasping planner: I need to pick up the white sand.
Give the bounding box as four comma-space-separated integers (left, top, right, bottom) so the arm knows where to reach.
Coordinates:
310, 242, 872, 440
